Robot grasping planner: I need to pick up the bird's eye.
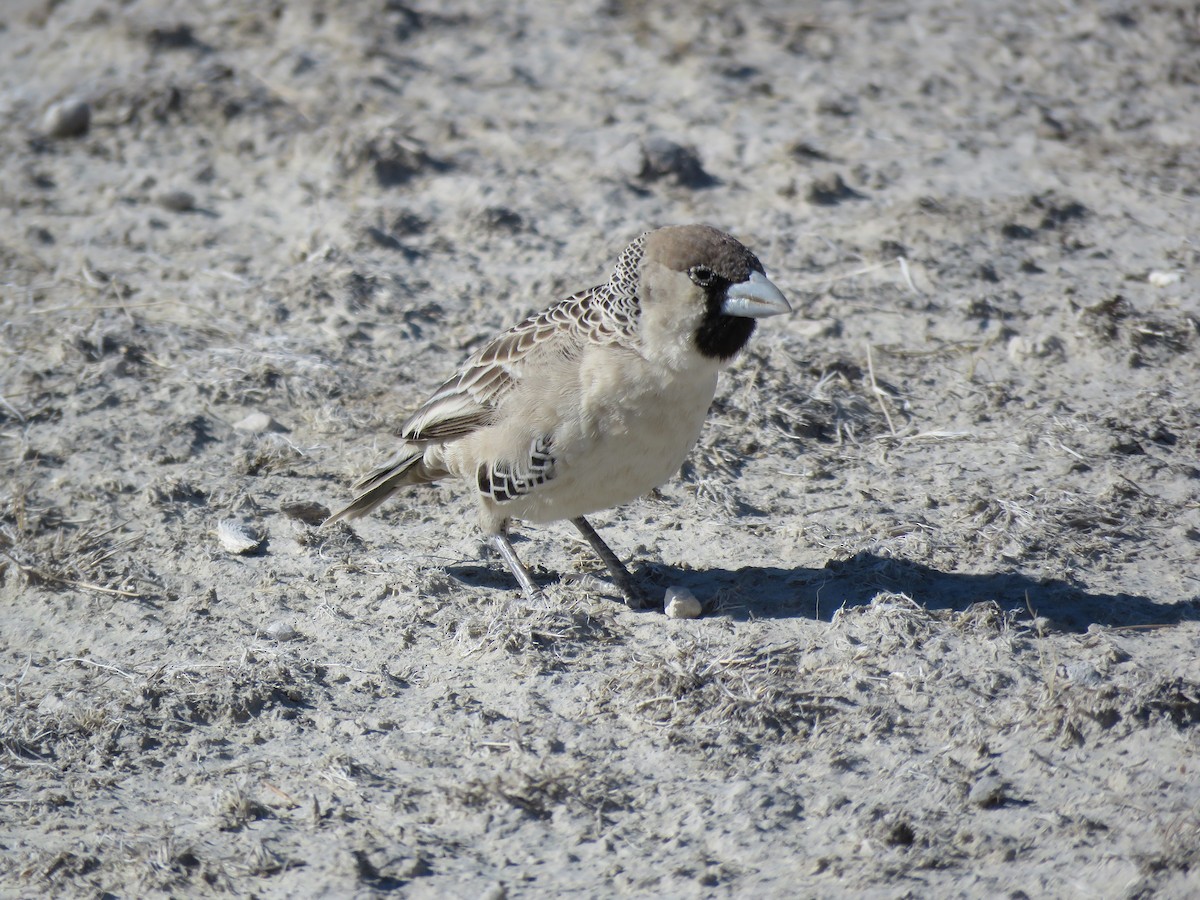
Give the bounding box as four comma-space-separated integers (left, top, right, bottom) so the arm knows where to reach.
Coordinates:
689, 265, 715, 287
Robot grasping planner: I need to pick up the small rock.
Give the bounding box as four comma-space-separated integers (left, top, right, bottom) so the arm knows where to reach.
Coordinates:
233, 411, 274, 433
43, 98, 91, 138
217, 519, 262, 554
968, 776, 1008, 808
158, 190, 196, 212
263, 620, 298, 641
807, 173, 865, 206
664, 586, 702, 619
638, 137, 714, 188
1148, 270, 1182, 288
1064, 662, 1102, 686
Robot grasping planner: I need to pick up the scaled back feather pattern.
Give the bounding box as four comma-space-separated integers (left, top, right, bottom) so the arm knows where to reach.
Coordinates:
327, 224, 791, 606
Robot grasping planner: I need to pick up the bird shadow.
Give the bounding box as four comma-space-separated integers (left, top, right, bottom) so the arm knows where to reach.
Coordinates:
642, 551, 1199, 633
446, 548, 1197, 634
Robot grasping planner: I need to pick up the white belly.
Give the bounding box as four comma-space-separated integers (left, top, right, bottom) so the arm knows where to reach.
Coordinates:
502, 351, 721, 524
518, 386, 716, 521
439, 339, 727, 531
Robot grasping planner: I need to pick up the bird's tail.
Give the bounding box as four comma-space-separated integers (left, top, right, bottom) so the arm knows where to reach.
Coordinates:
324, 446, 446, 525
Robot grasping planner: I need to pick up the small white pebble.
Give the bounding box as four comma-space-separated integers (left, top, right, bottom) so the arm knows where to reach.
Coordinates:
264, 620, 298, 641
968, 775, 1007, 808
1064, 662, 1102, 686
1148, 270, 1182, 287
233, 411, 274, 433
43, 98, 91, 138
664, 586, 702, 619
217, 519, 262, 554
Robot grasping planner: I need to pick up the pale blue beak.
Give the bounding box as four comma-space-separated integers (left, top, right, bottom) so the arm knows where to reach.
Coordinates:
722, 270, 791, 318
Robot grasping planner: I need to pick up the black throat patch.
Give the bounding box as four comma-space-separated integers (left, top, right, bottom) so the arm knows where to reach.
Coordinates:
694, 277, 757, 361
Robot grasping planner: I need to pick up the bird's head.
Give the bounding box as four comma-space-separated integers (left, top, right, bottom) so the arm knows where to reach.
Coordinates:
628, 224, 791, 364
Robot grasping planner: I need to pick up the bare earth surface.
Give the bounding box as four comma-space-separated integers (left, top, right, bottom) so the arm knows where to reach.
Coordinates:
3, 0, 1199, 896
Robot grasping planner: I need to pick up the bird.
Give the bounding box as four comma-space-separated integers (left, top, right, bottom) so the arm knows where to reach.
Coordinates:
326, 224, 791, 606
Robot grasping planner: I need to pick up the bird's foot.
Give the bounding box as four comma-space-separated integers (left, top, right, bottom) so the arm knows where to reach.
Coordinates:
570, 517, 649, 609
562, 571, 648, 608
615, 578, 651, 610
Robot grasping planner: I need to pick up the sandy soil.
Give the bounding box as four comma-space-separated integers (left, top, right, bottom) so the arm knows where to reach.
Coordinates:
2, 0, 1199, 895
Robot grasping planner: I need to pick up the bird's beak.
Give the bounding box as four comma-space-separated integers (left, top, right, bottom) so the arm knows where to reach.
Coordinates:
721, 270, 792, 318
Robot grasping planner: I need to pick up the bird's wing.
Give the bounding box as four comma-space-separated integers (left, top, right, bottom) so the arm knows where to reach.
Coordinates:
400, 286, 627, 443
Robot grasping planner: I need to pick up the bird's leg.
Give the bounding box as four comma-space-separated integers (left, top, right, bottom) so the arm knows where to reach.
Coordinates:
486, 527, 542, 600
570, 517, 646, 608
